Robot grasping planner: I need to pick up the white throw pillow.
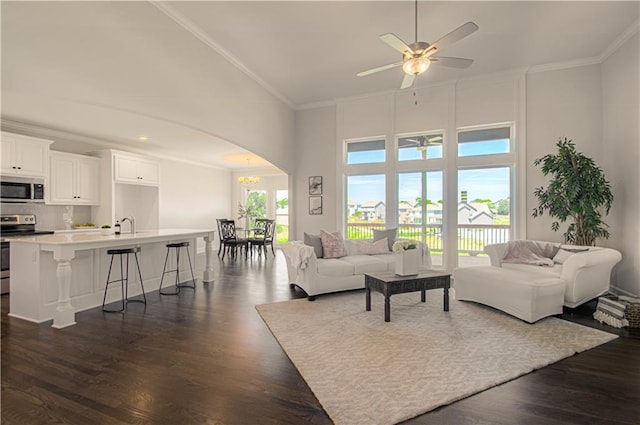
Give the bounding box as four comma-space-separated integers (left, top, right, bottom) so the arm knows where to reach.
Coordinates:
354, 237, 389, 255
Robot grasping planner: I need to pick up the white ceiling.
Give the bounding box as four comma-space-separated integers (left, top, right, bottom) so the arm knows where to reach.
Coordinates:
2, 1, 638, 170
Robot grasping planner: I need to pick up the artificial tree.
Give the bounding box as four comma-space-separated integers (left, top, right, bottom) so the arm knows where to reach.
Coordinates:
532, 137, 613, 246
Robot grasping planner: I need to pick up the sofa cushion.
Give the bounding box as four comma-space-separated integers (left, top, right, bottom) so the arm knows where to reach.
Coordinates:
341, 255, 389, 274
320, 230, 348, 258
304, 232, 323, 258
370, 253, 397, 272
454, 265, 565, 323
502, 263, 562, 277
316, 258, 355, 277
373, 228, 397, 251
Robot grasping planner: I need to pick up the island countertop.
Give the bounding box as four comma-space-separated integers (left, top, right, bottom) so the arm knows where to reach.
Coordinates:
9, 228, 216, 329
8, 228, 215, 247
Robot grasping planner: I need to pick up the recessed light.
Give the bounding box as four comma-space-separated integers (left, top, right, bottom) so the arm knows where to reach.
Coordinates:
138, 135, 148, 141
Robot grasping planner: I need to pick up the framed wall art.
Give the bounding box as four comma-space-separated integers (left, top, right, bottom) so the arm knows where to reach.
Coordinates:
309, 176, 323, 195
309, 196, 323, 215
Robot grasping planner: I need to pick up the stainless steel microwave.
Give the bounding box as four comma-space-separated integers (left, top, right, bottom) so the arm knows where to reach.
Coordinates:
0, 177, 45, 203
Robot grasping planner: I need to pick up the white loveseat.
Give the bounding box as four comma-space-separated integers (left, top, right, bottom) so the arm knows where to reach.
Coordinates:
282, 240, 432, 300
453, 241, 622, 323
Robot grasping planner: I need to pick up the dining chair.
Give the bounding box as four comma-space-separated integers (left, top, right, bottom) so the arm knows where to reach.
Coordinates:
216, 218, 226, 257
249, 219, 276, 257
218, 219, 249, 260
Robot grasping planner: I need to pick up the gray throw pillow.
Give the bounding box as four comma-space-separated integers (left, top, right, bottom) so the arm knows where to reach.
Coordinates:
304, 232, 323, 258
372, 228, 397, 251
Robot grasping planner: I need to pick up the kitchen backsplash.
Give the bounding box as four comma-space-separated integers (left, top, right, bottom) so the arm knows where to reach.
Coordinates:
1, 204, 92, 231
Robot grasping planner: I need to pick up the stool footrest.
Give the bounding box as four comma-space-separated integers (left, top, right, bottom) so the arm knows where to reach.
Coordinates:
159, 243, 196, 296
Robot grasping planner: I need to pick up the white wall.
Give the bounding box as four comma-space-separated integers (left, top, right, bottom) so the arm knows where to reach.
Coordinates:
158, 159, 230, 230
525, 65, 603, 243
293, 106, 337, 239
601, 32, 640, 296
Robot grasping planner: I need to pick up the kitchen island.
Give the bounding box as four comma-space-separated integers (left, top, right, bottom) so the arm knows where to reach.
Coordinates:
9, 229, 215, 328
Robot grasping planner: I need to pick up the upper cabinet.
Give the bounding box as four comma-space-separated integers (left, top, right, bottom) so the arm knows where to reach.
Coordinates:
114, 153, 159, 186
1, 132, 53, 178
49, 151, 100, 205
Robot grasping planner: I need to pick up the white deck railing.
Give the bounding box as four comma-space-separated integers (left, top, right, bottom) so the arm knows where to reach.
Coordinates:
346, 223, 510, 255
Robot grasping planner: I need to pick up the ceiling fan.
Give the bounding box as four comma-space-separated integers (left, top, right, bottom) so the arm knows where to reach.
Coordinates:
357, 0, 479, 89
406, 135, 443, 150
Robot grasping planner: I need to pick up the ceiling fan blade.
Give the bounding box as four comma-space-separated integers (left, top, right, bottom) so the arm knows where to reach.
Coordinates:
400, 73, 415, 89
380, 33, 414, 56
430, 56, 474, 69
425, 22, 479, 56
356, 62, 402, 77
427, 136, 443, 142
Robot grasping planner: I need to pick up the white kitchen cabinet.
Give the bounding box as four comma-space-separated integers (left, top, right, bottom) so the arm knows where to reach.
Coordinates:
1, 132, 52, 178
114, 154, 159, 186
49, 151, 100, 205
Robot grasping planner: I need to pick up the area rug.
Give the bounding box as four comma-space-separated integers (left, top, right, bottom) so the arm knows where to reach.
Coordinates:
256, 290, 617, 425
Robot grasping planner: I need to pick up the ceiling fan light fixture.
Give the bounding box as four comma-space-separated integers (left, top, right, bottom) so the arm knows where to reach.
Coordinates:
402, 56, 431, 75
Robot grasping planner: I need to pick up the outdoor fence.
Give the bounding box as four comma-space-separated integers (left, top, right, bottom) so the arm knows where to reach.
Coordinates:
347, 223, 510, 255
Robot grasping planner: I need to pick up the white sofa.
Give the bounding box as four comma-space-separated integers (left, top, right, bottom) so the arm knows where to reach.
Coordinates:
454, 241, 622, 323
282, 240, 432, 300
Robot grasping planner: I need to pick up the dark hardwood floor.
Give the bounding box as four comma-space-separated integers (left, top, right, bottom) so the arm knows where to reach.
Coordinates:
2, 252, 639, 425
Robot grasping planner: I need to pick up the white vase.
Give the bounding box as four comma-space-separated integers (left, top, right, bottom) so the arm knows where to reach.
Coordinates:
395, 249, 419, 276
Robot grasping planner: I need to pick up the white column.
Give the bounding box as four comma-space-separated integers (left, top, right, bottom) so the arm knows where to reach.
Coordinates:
203, 232, 215, 283
52, 246, 77, 329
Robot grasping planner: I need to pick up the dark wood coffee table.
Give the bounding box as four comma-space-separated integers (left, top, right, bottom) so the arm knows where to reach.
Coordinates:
365, 271, 451, 322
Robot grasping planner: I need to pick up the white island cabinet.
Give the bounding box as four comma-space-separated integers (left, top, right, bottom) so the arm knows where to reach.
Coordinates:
9, 229, 216, 328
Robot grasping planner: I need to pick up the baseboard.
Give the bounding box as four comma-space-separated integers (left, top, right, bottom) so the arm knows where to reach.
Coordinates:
609, 285, 640, 297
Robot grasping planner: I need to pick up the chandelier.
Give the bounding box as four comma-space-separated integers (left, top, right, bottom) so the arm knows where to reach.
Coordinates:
238, 176, 260, 186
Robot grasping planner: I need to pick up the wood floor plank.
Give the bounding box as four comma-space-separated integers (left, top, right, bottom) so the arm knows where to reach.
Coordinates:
2, 252, 639, 424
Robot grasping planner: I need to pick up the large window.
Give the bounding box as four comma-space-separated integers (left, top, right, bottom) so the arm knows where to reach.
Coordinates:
455, 125, 513, 267
346, 174, 386, 239
244, 190, 267, 228
275, 189, 289, 243
346, 139, 385, 164
398, 171, 444, 267
398, 133, 444, 161
342, 123, 515, 271
458, 127, 510, 157
457, 167, 510, 266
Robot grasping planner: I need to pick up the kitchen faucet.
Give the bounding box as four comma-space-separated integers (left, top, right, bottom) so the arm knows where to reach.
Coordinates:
121, 216, 136, 234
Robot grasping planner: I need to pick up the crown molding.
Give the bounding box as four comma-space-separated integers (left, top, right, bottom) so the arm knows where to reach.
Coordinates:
151, 1, 296, 111
527, 57, 602, 74
598, 19, 639, 63
298, 68, 528, 111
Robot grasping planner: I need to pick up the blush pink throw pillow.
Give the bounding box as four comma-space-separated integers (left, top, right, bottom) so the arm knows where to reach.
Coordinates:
320, 230, 348, 259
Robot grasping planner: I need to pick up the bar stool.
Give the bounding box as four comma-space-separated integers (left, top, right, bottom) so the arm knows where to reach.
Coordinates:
102, 247, 146, 312
159, 241, 196, 295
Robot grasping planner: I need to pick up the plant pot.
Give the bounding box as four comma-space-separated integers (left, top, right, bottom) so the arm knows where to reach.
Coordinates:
395, 249, 419, 276
100, 228, 113, 236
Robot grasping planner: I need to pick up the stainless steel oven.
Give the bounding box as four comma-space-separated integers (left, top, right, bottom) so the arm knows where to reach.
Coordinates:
0, 241, 9, 294
1, 176, 45, 203
0, 214, 54, 294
